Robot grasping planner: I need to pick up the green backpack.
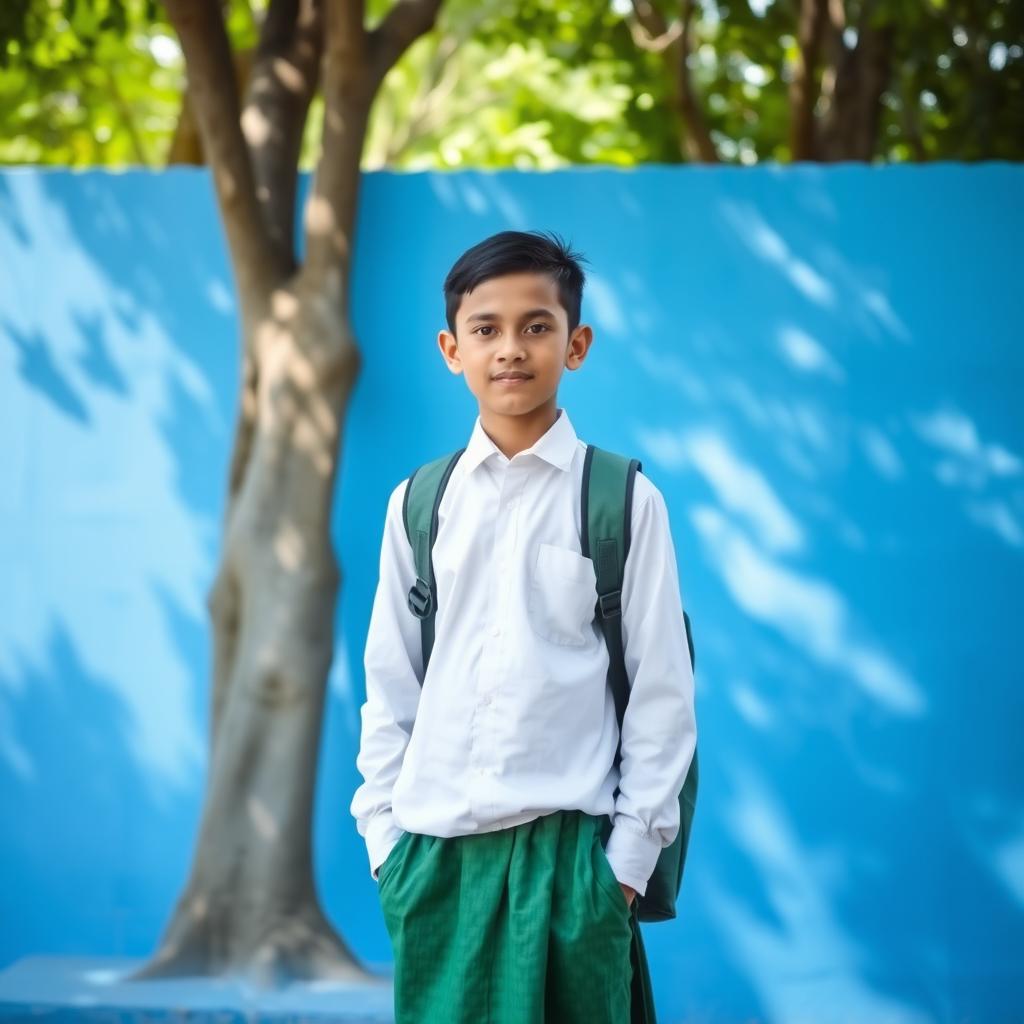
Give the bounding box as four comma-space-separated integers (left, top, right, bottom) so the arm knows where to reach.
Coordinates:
401, 443, 698, 923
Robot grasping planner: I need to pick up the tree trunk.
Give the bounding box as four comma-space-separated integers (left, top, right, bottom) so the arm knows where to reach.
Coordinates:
790, 0, 827, 161
168, 48, 255, 166
131, 272, 366, 985
127, 0, 442, 985
628, 0, 719, 163
817, 0, 894, 161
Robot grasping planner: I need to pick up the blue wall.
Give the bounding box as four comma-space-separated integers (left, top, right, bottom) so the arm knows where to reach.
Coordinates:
1, 164, 1022, 1023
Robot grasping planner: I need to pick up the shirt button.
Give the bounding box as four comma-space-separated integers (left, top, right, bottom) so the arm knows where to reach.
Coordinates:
481, 694, 492, 706
490, 624, 500, 636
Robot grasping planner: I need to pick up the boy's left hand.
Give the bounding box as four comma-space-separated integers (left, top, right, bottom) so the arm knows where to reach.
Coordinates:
619, 882, 636, 908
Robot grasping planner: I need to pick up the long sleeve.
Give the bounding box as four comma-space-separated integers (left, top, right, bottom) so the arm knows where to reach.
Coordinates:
349, 477, 424, 879
602, 481, 698, 896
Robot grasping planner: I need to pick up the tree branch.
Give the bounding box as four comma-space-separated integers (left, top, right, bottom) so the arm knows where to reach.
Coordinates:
167, 46, 255, 166
630, 0, 669, 40
675, 0, 717, 162
244, 0, 324, 272
627, 17, 683, 53
789, 0, 827, 160
818, 0, 893, 161
367, 0, 445, 93
630, 0, 718, 162
850, 18, 893, 160
815, 0, 845, 152
163, 0, 280, 300
301, 0, 369, 298
302, 0, 443, 297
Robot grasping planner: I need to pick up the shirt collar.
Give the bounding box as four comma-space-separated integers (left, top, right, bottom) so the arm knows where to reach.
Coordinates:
460, 406, 579, 476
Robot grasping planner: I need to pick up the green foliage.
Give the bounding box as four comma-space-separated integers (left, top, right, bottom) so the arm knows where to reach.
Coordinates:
0, 0, 257, 165
1, 0, 175, 164
360, 0, 682, 168
1, 0, 1020, 167
877, 0, 1024, 161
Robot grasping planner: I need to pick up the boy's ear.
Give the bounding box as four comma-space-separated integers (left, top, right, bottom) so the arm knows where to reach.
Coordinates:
437, 329, 464, 375
566, 323, 594, 369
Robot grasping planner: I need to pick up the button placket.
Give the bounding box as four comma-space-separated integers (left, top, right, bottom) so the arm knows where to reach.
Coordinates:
482, 466, 523, 812
490, 471, 523, 637
474, 474, 502, 797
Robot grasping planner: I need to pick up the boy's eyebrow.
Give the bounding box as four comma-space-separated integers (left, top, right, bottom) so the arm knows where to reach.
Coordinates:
466, 308, 557, 324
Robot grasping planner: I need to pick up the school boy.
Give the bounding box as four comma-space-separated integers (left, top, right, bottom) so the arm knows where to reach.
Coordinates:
350, 229, 697, 1023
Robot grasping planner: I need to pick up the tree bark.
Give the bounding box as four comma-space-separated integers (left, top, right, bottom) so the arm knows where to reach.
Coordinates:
817, 0, 894, 161
167, 48, 255, 167
131, 0, 442, 986
629, 0, 719, 163
789, 0, 827, 160
671, 0, 719, 163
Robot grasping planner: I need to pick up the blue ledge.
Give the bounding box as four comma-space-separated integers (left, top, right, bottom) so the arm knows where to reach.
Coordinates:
0, 957, 396, 1023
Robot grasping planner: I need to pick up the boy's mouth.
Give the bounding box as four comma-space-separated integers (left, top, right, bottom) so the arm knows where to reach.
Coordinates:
492, 372, 533, 382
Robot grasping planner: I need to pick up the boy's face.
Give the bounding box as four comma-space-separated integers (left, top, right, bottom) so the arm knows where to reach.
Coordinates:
437, 271, 592, 419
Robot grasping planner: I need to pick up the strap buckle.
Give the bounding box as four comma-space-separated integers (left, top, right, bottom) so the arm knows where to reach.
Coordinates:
597, 589, 622, 619
407, 577, 433, 619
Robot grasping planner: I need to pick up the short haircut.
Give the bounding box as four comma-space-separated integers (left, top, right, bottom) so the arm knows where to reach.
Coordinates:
443, 230, 589, 338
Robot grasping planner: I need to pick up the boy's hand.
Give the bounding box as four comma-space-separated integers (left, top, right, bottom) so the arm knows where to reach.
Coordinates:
619, 882, 636, 908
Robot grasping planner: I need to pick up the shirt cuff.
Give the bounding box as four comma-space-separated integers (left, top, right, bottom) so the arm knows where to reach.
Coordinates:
603, 821, 664, 897
365, 813, 406, 881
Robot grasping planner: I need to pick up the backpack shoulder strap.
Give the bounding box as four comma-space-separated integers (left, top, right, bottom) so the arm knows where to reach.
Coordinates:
581, 444, 642, 767
582, 446, 697, 758
585, 446, 702, 923
401, 447, 465, 681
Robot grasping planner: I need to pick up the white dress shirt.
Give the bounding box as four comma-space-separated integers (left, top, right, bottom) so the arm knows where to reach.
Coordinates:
349, 406, 697, 896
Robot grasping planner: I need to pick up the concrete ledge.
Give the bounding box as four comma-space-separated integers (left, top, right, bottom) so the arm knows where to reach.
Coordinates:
0, 956, 395, 1023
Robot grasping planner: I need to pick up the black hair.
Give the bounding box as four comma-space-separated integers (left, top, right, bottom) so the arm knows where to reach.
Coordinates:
443, 229, 589, 338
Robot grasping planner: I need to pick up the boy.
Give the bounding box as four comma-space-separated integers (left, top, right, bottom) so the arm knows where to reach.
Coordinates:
350, 230, 697, 1023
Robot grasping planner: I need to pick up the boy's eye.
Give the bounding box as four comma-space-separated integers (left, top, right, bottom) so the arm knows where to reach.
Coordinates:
474, 324, 550, 336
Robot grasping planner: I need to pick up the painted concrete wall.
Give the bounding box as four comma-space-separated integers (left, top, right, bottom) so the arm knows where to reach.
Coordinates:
1, 164, 1021, 1023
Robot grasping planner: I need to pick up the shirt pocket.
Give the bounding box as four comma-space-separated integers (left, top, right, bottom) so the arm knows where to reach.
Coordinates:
526, 542, 598, 648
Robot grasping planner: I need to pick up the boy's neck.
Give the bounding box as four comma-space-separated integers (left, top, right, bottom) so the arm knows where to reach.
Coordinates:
478, 399, 560, 461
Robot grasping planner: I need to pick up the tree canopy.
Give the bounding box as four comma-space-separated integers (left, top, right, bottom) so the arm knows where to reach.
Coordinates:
1, 0, 1021, 167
